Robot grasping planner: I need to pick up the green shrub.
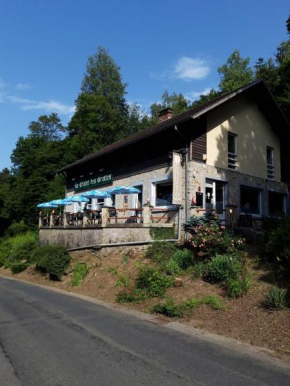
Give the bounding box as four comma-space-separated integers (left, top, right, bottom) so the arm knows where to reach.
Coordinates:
265, 217, 290, 262
152, 298, 183, 317
149, 227, 176, 240
164, 258, 182, 275
264, 286, 287, 310
72, 263, 89, 287
8, 232, 38, 264
276, 247, 290, 280
145, 241, 177, 263
35, 245, 70, 280
182, 215, 204, 234
4, 221, 29, 238
115, 274, 130, 288
10, 262, 29, 274
152, 295, 225, 318
205, 254, 240, 283
172, 249, 194, 270
192, 261, 208, 280
136, 266, 174, 297
0, 231, 38, 272
116, 289, 148, 303
226, 276, 251, 298
201, 295, 225, 310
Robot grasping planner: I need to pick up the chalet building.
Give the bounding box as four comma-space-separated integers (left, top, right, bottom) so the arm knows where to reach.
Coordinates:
58, 79, 289, 230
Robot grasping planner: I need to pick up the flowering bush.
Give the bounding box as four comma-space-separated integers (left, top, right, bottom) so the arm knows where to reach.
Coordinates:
189, 224, 245, 257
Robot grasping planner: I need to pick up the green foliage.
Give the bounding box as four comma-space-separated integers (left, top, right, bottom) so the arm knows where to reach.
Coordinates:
115, 274, 130, 288
149, 227, 176, 240
171, 249, 194, 270
10, 262, 29, 274
145, 241, 177, 263
226, 277, 251, 298
164, 258, 182, 276
182, 215, 204, 234
264, 286, 288, 310
150, 90, 190, 121
265, 217, 290, 260
264, 217, 290, 280
201, 295, 225, 310
72, 263, 89, 287
116, 289, 148, 303
189, 223, 245, 257
35, 245, 70, 280
152, 295, 225, 318
218, 49, 253, 92
205, 255, 241, 283
152, 297, 184, 317
192, 261, 208, 280
4, 221, 29, 238
107, 266, 118, 275
0, 231, 38, 272
136, 266, 174, 297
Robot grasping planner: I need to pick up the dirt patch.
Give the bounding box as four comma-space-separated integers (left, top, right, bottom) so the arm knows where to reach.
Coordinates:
1, 245, 289, 363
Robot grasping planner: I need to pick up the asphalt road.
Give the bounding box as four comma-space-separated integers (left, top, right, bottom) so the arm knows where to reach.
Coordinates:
0, 277, 289, 386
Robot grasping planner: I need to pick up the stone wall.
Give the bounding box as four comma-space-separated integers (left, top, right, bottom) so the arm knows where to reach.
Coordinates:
39, 225, 158, 249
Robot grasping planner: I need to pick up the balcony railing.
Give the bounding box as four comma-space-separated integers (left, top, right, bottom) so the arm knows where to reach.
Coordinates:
39, 206, 179, 228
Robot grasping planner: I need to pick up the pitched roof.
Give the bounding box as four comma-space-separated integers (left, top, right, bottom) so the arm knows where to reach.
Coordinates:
58, 79, 288, 173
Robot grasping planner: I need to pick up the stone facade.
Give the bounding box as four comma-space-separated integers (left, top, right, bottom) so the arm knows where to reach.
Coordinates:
40, 225, 156, 250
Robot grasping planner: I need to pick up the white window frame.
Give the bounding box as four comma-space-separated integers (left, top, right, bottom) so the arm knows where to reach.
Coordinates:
150, 177, 173, 208
228, 132, 238, 170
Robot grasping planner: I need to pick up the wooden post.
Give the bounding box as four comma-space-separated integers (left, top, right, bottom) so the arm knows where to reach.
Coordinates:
102, 207, 109, 227
39, 214, 42, 228
50, 214, 54, 228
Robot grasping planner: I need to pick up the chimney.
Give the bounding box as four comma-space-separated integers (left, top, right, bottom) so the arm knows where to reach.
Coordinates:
158, 108, 173, 122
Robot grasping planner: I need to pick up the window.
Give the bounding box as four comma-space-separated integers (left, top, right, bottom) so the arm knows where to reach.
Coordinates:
205, 179, 227, 219
268, 191, 285, 216
240, 186, 262, 216
267, 147, 274, 180
228, 133, 237, 170
155, 181, 172, 206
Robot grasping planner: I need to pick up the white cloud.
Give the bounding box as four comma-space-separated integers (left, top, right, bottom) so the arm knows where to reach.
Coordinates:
151, 56, 211, 82
15, 83, 31, 90
174, 57, 210, 81
186, 88, 212, 101
7, 95, 75, 116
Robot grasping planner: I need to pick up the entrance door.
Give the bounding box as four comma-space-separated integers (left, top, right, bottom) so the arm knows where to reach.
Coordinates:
205, 179, 226, 219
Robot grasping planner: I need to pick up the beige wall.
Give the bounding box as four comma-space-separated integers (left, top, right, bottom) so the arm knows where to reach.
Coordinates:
206, 95, 281, 181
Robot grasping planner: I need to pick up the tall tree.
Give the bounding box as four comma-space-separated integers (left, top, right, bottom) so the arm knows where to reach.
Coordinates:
218, 49, 254, 92
68, 47, 130, 157
7, 114, 72, 227
150, 90, 190, 121
28, 113, 67, 142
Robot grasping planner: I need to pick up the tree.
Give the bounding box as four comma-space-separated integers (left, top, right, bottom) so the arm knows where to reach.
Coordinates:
68, 47, 130, 157
218, 50, 254, 92
28, 113, 67, 142
150, 90, 190, 121
7, 114, 73, 227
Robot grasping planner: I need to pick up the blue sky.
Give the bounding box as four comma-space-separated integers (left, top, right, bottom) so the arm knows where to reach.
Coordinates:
0, 0, 289, 170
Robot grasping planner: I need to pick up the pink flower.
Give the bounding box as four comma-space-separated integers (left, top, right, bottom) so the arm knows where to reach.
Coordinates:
221, 226, 225, 230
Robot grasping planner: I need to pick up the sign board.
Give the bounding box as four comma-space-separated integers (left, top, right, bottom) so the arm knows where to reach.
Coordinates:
74, 173, 113, 192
